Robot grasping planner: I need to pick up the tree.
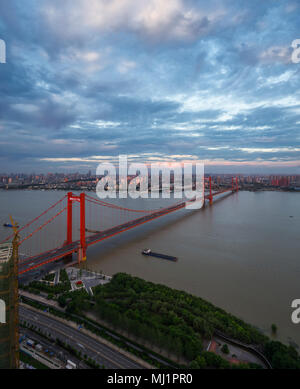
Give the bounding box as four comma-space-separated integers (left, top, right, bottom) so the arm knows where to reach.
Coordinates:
271, 324, 277, 334
195, 355, 207, 368
203, 351, 230, 368
221, 344, 230, 354
58, 295, 67, 307
189, 360, 199, 369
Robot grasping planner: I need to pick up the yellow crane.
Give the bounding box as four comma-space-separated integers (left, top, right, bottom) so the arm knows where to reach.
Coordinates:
9, 215, 19, 369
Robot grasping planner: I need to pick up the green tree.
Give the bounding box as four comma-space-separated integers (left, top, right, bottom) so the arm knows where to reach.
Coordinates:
195, 355, 207, 368
221, 344, 230, 354
271, 324, 277, 334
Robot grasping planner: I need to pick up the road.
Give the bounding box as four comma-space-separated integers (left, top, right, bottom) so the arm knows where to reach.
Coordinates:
19, 305, 145, 369
54, 269, 60, 285
20, 327, 90, 369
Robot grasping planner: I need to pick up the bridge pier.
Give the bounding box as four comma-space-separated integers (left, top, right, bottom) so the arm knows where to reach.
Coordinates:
77, 246, 86, 264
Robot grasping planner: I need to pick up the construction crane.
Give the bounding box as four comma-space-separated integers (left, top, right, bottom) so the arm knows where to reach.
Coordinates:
9, 215, 19, 369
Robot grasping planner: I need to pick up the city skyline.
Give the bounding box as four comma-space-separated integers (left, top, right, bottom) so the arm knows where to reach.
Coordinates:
1, 171, 299, 192
0, 1, 300, 173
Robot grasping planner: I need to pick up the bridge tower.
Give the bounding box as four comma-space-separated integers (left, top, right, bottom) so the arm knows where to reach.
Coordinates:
231, 177, 239, 192
67, 192, 73, 245
66, 192, 87, 264
78, 193, 87, 264
209, 176, 213, 205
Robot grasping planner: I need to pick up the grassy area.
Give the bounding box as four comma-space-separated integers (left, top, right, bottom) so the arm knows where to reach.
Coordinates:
21, 276, 71, 296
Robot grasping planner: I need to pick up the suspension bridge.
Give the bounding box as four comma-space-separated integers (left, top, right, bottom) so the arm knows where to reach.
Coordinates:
1, 177, 239, 277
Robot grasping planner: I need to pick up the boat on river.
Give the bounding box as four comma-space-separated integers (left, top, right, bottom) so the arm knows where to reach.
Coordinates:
142, 248, 178, 262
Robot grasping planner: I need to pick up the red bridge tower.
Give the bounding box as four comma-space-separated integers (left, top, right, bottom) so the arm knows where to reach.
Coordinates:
67, 192, 86, 264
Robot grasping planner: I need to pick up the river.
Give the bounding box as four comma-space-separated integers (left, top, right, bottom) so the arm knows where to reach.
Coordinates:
0, 190, 299, 348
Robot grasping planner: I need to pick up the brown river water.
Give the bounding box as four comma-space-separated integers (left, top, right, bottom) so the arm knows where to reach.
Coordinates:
0, 190, 299, 348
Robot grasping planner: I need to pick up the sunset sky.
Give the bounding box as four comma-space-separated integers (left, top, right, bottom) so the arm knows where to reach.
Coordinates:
0, 0, 299, 173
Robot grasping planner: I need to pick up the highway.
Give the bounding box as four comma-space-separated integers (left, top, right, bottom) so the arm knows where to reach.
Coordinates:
19, 305, 145, 369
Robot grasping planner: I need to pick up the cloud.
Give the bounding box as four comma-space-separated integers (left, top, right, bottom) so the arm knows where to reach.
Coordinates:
41, 0, 228, 43
259, 45, 292, 64
0, 0, 299, 173
117, 60, 137, 74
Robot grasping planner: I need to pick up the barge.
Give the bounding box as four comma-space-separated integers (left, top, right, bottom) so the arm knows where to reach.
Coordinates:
142, 248, 178, 262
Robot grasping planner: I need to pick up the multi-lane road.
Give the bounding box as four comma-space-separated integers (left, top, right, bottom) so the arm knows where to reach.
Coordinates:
19, 305, 145, 369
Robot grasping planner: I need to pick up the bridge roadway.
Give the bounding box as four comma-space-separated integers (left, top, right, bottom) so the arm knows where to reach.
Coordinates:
19, 190, 233, 277
19, 304, 145, 369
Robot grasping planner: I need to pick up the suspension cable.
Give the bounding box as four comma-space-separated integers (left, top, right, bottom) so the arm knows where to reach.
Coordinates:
1, 195, 67, 243
19, 206, 67, 246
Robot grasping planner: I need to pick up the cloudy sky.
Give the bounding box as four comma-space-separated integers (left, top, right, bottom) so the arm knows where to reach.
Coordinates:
0, 0, 299, 173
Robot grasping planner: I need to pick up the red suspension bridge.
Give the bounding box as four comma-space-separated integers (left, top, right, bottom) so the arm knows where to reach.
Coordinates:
1, 177, 239, 277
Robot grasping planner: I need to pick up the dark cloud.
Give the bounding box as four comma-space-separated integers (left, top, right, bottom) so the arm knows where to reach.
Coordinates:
0, 0, 299, 172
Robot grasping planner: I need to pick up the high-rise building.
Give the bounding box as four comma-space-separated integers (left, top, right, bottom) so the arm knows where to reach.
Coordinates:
0, 243, 18, 369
